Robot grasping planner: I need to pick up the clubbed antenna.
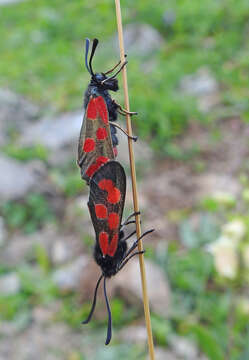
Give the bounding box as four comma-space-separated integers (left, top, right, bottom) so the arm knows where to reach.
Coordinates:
89, 38, 99, 76
103, 277, 112, 345
81, 274, 103, 324
85, 38, 91, 75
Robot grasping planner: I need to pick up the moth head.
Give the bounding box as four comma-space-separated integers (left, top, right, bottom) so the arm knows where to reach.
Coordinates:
85, 38, 124, 92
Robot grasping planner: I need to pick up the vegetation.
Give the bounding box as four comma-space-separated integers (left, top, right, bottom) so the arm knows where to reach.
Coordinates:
0, 0, 248, 359
0, 0, 248, 152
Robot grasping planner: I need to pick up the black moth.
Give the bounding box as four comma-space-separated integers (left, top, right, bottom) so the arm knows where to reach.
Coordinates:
83, 38, 137, 154
82, 160, 154, 345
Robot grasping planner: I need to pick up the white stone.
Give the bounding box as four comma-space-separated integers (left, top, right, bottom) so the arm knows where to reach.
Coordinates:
113, 259, 170, 316
169, 335, 198, 359
206, 236, 238, 279
0, 217, 7, 246
0, 273, 21, 295
0, 156, 40, 201
222, 219, 246, 242
52, 256, 90, 292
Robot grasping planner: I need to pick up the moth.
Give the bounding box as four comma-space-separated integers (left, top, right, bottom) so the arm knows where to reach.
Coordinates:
82, 160, 154, 345
77, 38, 137, 184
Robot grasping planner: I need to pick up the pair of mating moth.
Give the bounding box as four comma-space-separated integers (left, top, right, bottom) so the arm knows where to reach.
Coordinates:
78, 38, 153, 345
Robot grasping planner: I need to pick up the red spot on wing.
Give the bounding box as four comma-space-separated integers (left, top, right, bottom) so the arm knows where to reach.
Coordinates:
107, 187, 121, 204
96, 156, 109, 166
86, 157, 109, 178
99, 232, 109, 256
98, 179, 113, 191
95, 96, 108, 124
86, 163, 99, 178
108, 213, 119, 230
83, 138, 95, 152
95, 204, 108, 219
98, 179, 121, 204
108, 233, 118, 257
96, 127, 108, 140
86, 98, 97, 119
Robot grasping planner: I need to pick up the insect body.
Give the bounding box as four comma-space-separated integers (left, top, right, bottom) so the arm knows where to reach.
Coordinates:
82, 160, 154, 344
77, 38, 137, 183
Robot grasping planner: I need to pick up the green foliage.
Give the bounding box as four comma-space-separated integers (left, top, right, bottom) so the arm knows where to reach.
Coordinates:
57, 296, 89, 328
0, 294, 28, 320
1, 144, 49, 162
179, 214, 219, 249
50, 168, 85, 197
167, 248, 214, 294
34, 244, 51, 273
151, 314, 172, 346
1, 193, 55, 233
19, 265, 58, 304
187, 324, 225, 360
0, 0, 248, 151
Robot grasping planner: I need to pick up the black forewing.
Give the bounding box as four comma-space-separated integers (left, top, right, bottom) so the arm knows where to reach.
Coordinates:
88, 161, 126, 248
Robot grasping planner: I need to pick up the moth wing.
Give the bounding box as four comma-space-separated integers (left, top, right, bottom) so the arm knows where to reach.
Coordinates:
88, 161, 126, 257
78, 96, 115, 182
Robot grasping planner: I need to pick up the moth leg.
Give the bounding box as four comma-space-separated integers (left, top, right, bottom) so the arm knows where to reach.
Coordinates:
123, 211, 140, 223
118, 251, 145, 271
110, 122, 138, 142
113, 100, 138, 116
121, 213, 141, 227
121, 229, 136, 243
124, 228, 154, 260
104, 55, 127, 75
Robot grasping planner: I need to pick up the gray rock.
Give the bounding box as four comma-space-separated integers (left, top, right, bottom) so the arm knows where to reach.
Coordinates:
169, 335, 199, 359
32, 303, 59, 324
0, 88, 40, 145
0, 155, 41, 201
0, 273, 21, 295
119, 325, 147, 344
180, 68, 218, 96
180, 68, 219, 112
0, 322, 83, 360
52, 255, 90, 292
116, 127, 153, 167
112, 259, 171, 316
196, 173, 241, 200
20, 111, 82, 150
51, 240, 70, 265
114, 23, 164, 56
163, 10, 176, 27
0, 217, 7, 246
0, 226, 83, 267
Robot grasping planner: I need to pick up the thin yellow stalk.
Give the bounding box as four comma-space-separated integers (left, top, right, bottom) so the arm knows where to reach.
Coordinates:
114, 1, 155, 359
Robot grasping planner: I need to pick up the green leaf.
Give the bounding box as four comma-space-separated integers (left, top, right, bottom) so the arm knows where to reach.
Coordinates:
188, 324, 225, 360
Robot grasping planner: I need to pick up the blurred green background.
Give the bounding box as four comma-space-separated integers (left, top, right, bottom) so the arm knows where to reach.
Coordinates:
0, 0, 249, 359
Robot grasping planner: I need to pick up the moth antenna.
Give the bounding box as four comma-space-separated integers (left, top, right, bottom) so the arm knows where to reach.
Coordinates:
104, 277, 112, 345
85, 38, 91, 75
101, 60, 128, 85
89, 38, 99, 76
81, 274, 103, 324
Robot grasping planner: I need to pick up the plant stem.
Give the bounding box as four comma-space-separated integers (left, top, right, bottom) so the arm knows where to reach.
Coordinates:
114, 1, 155, 359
